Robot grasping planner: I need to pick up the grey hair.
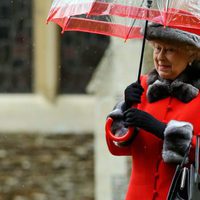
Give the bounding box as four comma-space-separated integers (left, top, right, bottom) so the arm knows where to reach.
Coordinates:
148, 40, 200, 62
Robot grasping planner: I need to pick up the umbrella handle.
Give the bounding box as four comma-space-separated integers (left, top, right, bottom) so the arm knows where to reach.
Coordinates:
105, 117, 134, 142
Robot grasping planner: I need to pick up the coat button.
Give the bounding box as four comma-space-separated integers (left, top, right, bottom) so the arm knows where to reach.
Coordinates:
154, 172, 159, 179
152, 190, 158, 199
153, 190, 157, 194
167, 105, 172, 111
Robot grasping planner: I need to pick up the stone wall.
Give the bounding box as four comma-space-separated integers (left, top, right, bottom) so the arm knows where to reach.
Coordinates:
0, 133, 94, 200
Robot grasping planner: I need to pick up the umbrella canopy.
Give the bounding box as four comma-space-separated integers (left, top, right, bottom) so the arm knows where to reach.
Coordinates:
47, 0, 200, 143
47, 0, 200, 40
47, 0, 145, 39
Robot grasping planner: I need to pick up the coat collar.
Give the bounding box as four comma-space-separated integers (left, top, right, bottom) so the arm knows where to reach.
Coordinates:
147, 61, 200, 103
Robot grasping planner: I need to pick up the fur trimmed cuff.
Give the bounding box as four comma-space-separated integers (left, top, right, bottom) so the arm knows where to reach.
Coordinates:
107, 101, 128, 137
162, 120, 193, 163
107, 101, 124, 119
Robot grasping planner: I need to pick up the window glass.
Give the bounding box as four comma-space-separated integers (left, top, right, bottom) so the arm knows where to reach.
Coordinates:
60, 32, 110, 94
0, 0, 32, 93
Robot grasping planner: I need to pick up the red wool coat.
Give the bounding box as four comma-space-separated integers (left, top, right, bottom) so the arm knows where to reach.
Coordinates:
106, 75, 200, 200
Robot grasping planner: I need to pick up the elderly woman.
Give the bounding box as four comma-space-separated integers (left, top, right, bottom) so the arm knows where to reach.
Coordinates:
106, 23, 200, 200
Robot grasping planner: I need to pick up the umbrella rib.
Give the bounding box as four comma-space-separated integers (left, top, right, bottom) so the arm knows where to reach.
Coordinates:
137, 0, 153, 83
125, 0, 145, 42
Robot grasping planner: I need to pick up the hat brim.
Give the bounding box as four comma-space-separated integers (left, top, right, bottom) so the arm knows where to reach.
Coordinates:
146, 24, 200, 49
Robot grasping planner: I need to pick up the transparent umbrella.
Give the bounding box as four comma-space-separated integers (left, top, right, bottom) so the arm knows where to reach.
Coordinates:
47, 0, 200, 143
47, 0, 200, 81
47, 0, 200, 38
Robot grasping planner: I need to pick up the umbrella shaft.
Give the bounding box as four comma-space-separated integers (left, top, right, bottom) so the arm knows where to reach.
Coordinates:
137, 0, 152, 83
137, 20, 149, 83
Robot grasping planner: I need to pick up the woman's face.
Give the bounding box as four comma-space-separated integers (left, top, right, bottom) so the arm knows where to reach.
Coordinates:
152, 40, 191, 80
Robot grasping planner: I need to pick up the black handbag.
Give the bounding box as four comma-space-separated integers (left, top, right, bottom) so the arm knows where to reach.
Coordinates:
167, 135, 200, 200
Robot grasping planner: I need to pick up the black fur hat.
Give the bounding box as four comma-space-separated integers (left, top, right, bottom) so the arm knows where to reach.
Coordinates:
146, 23, 200, 49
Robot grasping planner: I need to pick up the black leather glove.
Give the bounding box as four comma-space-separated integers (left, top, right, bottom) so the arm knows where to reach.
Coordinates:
124, 108, 166, 139
124, 82, 144, 109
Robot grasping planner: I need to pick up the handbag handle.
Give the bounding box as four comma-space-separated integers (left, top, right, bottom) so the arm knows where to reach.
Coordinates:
180, 144, 191, 168
195, 135, 199, 182
180, 135, 200, 170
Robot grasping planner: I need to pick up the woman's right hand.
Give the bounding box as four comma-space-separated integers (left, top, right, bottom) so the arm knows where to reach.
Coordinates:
124, 82, 144, 109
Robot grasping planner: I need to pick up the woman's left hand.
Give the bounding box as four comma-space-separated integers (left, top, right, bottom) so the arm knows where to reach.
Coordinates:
124, 108, 166, 139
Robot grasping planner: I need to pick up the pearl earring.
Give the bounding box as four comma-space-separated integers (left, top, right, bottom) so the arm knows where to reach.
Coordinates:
189, 62, 192, 66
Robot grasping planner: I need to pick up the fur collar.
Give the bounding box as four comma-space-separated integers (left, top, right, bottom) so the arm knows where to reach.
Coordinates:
147, 61, 200, 103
